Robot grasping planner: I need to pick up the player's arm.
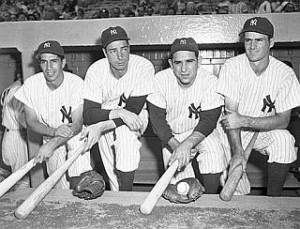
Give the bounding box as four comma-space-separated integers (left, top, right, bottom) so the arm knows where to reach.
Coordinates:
34, 105, 84, 164
221, 102, 291, 131
147, 101, 174, 148
221, 97, 247, 173
83, 96, 146, 131
24, 104, 57, 137
169, 106, 222, 170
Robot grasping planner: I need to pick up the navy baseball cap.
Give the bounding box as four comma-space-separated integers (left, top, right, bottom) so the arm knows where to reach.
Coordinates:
36, 40, 64, 58
240, 17, 274, 37
170, 37, 199, 56
100, 26, 130, 48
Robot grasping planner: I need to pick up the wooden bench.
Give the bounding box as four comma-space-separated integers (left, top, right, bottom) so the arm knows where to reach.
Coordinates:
134, 137, 300, 190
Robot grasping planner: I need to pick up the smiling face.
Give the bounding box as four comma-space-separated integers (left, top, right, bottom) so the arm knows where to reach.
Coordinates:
244, 31, 274, 64
39, 53, 65, 88
169, 50, 198, 88
104, 40, 130, 78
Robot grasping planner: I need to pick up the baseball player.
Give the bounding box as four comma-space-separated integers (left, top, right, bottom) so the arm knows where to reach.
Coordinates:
147, 37, 227, 194
217, 17, 300, 196
14, 40, 92, 189
1, 75, 29, 189
82, 26, 155, 191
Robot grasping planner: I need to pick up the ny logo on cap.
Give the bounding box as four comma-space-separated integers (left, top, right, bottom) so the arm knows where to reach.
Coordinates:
250, 19, 257, 26
43, 42, 51, 49
180, 39, 187, 45
110, 29, 118, 35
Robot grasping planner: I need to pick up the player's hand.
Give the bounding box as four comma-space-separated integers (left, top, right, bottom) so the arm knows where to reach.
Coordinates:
117, 109, 143, 131
228, 153, 247, 175
220, 109, 244, 130
168, 143, 193, 171
80, 121, 112, 152
54, 124, 73, 138
34, 143, 55, 165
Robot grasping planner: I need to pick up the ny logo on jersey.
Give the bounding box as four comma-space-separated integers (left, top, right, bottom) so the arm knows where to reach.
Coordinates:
118, 94, 128, 107
43, 42, 51, 49
250, 19, 257, 26
110, 29, 118, 35
60, 105, 72, 123
261, 95, 275, 113
179, 39, 187, 45
188, 103, 201, 119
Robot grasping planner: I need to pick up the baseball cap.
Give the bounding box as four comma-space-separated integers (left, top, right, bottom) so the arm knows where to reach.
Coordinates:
170, 37, 199, 56
36, 40, 64, 58
240, 17, 274, 37
100, 26, 130, 48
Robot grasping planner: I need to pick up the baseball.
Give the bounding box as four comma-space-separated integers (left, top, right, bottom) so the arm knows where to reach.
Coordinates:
176, 181, 190, 195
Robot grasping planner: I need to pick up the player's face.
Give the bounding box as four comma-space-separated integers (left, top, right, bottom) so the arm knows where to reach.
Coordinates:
105, 40, 130, 77
244, 32, 274, 63
169, 51, 198, 88
39, 53, 66, 88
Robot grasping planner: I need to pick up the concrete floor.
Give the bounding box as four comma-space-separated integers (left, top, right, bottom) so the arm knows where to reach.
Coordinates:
1, 189, 300, 229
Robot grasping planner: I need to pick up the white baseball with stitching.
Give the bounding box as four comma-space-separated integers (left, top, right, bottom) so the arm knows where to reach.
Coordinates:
176, 181, 190, 195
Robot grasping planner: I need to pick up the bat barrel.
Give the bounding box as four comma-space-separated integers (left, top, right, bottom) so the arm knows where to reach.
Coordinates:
14, 141, 86, 219
0, 159, 35, 198
140, 160, 178, 215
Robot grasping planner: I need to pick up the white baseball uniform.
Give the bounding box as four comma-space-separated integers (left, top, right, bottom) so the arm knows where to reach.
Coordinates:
1, 79, 29, 188
83, 54, 155, 191
15, 72, 92, 189
217, 54, 300, 195
147, 66, 227, 184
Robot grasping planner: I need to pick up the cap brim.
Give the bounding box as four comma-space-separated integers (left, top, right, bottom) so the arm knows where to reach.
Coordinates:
239, 28, 272, 37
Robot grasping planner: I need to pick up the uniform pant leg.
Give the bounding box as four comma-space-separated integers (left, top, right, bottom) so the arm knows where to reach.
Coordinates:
46, 145, 69, 189
98, 131, 119, 191
66, 133, 92, 177
258, 129, 297, 163
2, 129, 29, 188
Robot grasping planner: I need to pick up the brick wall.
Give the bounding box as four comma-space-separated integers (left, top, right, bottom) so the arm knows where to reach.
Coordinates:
63, 45, 300, 79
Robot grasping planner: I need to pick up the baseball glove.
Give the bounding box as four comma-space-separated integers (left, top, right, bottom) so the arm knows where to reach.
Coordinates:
163, 177, 205, 204
70, 170, 106, 200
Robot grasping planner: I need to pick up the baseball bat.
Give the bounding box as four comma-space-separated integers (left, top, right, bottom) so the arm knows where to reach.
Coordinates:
219, 131, 259, 201
14, 141, 86, 219
0, 159, 35, 198
140, 160, 179, 215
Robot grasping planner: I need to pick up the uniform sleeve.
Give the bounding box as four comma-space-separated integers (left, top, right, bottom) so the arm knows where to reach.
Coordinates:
146, 75, 167, 109
83, 63, 103, 104
217, 61, 240, 103
14, 82, 34, 110
275, 69, 300, 113
201, 73, 223, 111
70, 75, 84, 112
148, 101, 173, 146
131, 59, 155, 97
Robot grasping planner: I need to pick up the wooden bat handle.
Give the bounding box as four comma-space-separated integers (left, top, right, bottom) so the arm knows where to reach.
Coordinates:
0, 159, 35, 198
140, 160, 179, 215
14, 141, 86, 219
220, 131, 259, 201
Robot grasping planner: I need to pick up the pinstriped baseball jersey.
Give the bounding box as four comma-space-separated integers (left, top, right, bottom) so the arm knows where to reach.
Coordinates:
217, 53, 300, 195
1, 79, 29, 188
83, 53, 155, 191
147, 67, 222, 134
83, 54, 154, 109
15, 72, 92, 189
217, 54, 300, 117
1, 80, 26, 130
147, 66, 226, 184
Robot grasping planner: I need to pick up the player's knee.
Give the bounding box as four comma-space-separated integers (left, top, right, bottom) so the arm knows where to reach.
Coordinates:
272, 130, 295, 150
